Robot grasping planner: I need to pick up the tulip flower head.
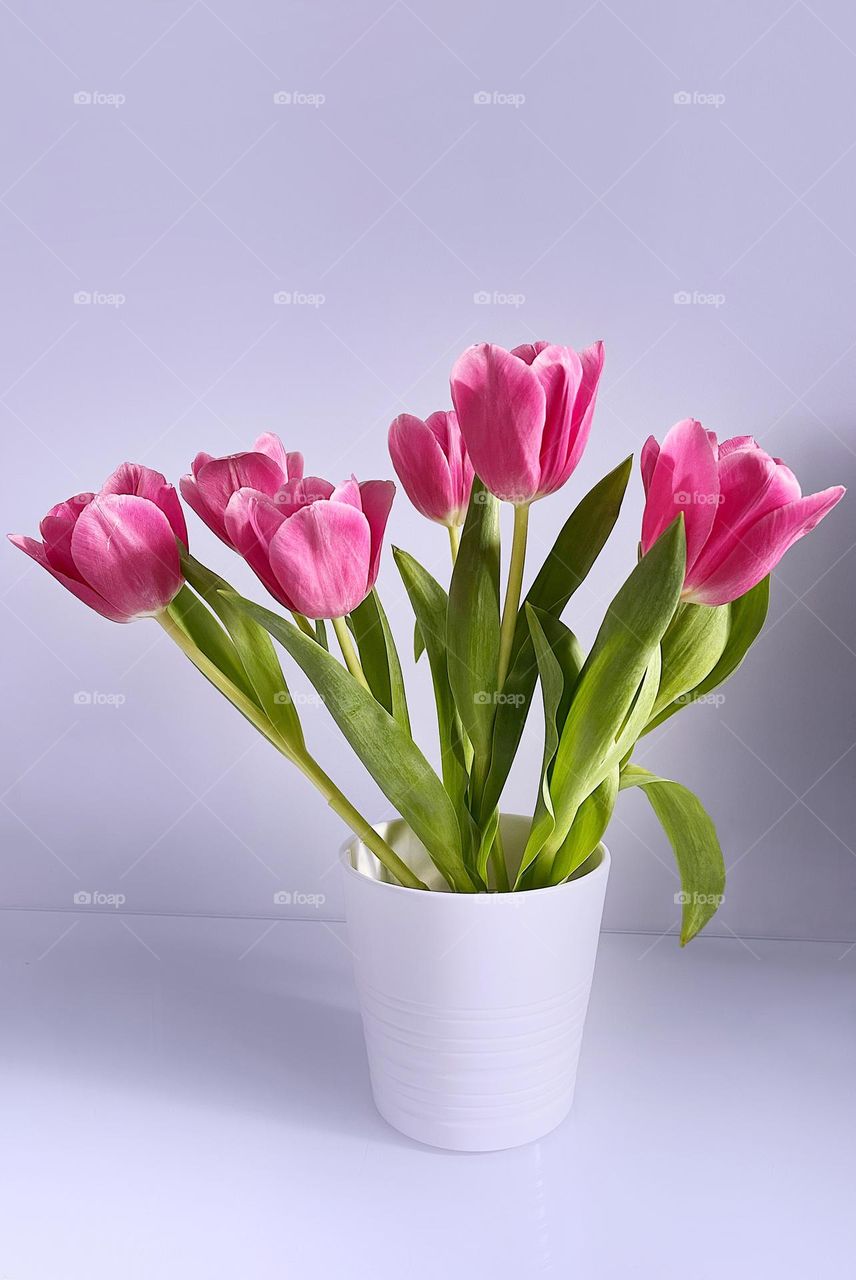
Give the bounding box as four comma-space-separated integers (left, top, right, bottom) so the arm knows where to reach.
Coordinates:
180, 433, 304, 547
450, 340, 604, 505
640, 419, 845, 606
388, 410, 474, 527
224, 477, 395, 620
8, 463, 187, 622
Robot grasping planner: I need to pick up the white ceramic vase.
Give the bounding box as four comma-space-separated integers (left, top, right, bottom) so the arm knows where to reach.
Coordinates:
341, 814, 610, 1152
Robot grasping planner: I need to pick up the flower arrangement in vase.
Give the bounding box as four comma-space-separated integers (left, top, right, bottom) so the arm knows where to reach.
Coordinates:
11, 337, 844, 1150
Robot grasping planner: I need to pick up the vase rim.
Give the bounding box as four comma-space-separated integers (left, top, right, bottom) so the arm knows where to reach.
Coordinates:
340, 813, 611, 900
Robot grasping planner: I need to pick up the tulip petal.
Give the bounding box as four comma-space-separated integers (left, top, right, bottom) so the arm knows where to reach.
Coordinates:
451, 343, 545, 503
69, 494, 182, 618
389, 414, 456, 524
640, 437, 659, 496
102, 462, 188, 546
717, 435, 760, 459
254, 433, 303, 481
269, 500, 372, 619
7, 533, 129, 622
686, 487, 845, 606
273, 475, 335, 515
180, 473, 224, 540
358, 479, 395, 588
686, 448, 803, 589
510, 341, 550, 365
195, 452, 284, 526
641, 418, 720, 570
530, 345, 584, 496
224, 489, 292, 606
39, 494, 94, 578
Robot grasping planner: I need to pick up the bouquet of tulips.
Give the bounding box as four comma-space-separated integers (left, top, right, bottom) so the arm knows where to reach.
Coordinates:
11, 339, 845, 942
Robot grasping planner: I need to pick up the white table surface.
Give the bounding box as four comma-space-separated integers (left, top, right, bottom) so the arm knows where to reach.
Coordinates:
0, 910, 852, 1279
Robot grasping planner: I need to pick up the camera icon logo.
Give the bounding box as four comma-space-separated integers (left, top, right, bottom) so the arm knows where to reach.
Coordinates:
673, 90, 691, 105
273, 91, 292, 105
473, 290, 491, 304
73, 90, 93, 105
473, 91, 491, 105
73, 291, 92, 305
74, 690, 92, 704
73, 891, 92, 905
273, 890, 292, 905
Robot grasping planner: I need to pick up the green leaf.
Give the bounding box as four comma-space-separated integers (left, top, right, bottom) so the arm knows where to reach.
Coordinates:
515, 605, 584, 885
167, 584, 255, 702
180, 552, 303, 750
478, 456, 633, 822
315, 618, 329, 651
349, 589, 411, 733
619, 764, 725, 944
544, 517, 686, 856
414, 619, 426, 663
649, 601, 730, 722
645, 577, 770, 733
446, 479, 501, 806
393, 549, 470, 822
222, 588, 474, 893
547, 766, 619, 884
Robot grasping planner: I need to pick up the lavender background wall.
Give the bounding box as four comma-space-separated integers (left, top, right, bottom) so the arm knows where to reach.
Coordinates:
2, 0, 854, 940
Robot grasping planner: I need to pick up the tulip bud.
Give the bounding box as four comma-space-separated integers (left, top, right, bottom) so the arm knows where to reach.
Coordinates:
641, 420, 845, 606
450, 340, 603, 505
224, 477, 395, 620
180, 433, 304, 546
388, 410, 473, 527
8, 463, 187, 622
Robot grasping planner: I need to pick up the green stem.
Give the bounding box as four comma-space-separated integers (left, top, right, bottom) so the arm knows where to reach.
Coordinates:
447, 523, 461, 563
332, 616, 370, 689
156, 610, 427, 890
292, 611, 315, 638
497, 502, 530, 688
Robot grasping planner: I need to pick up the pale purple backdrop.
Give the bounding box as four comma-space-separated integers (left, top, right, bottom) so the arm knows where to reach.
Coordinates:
2, 0, 855, 941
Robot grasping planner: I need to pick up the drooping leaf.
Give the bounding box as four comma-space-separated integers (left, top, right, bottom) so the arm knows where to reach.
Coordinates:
544, 517, 685, 856
478, 457, 633, 822
222, 588, 475, 893
620, 763, 725, 943
180, 551, 303, 749
644, 576, 770, 733
350, 589, 411, 733
446, 479, 501, 806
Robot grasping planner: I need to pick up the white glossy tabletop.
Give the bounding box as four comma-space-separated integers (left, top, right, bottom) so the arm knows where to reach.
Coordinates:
0, 911, 852, 1278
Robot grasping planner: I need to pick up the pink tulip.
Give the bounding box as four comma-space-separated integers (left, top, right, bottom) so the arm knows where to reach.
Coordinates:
8, 463, 187, 622
388, 410, 474, 527
640, 419, 846, 606
449, 339, 604, 504
180, 433, 304, 546
224, 477, 395, 620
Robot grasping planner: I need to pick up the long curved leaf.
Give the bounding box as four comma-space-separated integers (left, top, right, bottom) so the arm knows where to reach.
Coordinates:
350, 589, 411, 733
222, 588, 474, 892
478, 456, 633, 821
620, 763, 725, 944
